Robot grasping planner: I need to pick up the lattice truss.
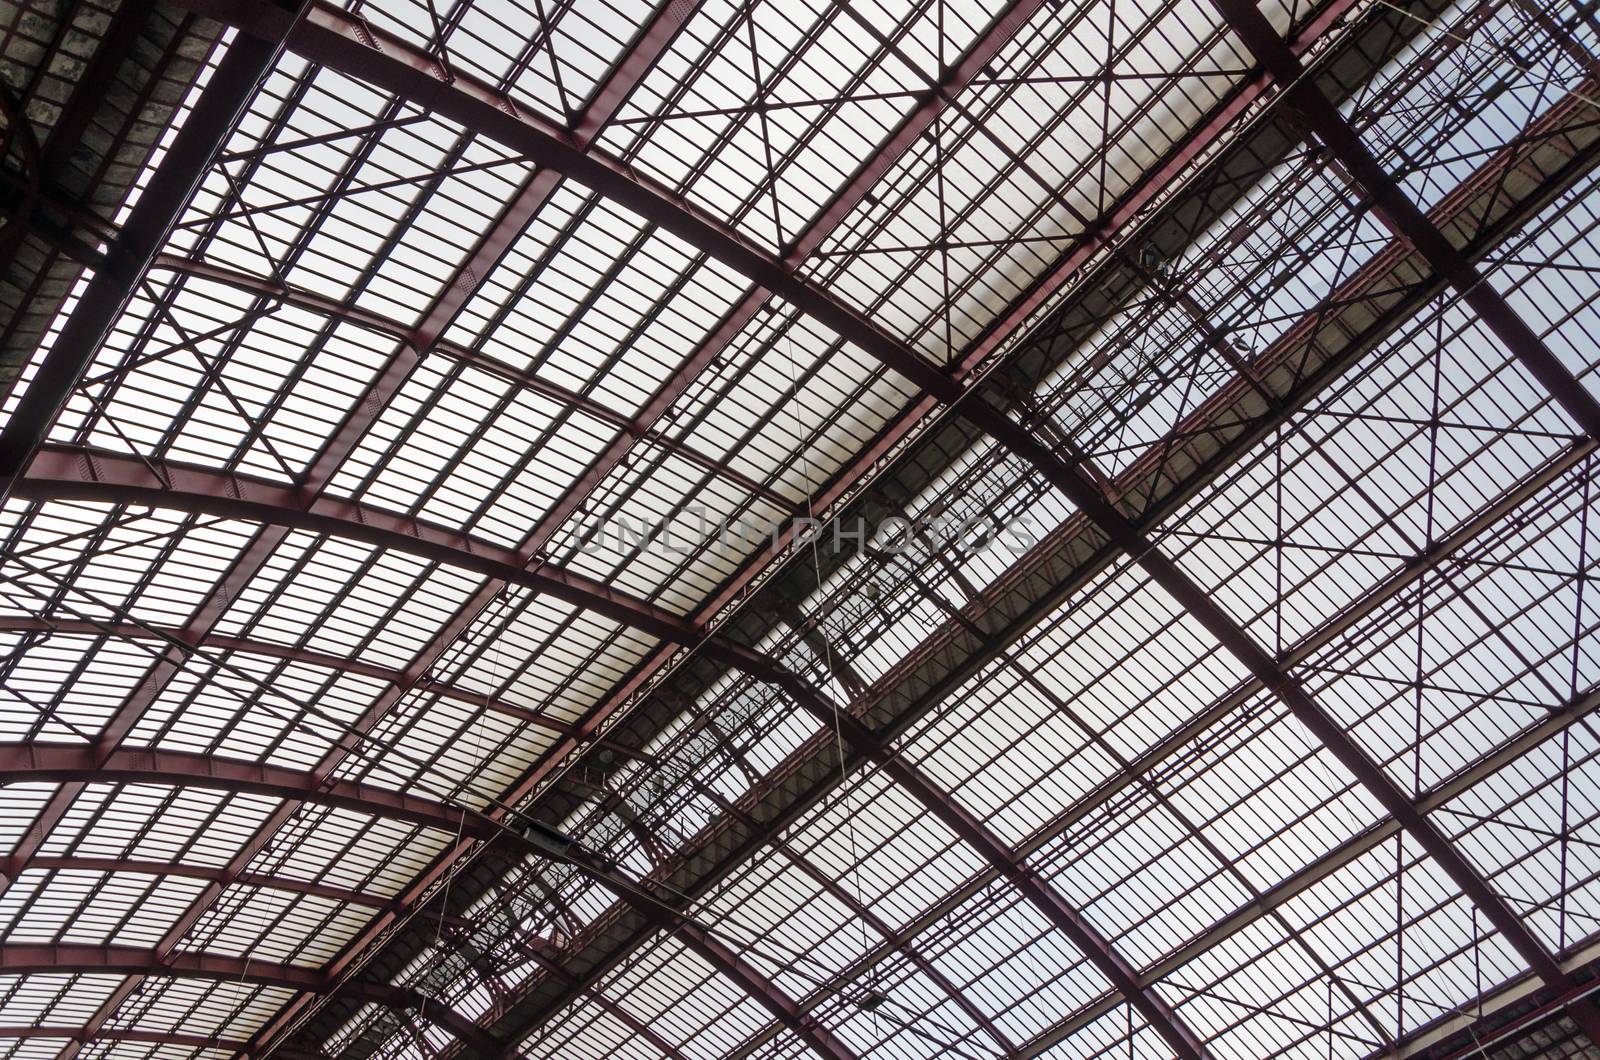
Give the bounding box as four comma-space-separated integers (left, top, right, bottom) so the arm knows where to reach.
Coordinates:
0, 0, 1598, 1058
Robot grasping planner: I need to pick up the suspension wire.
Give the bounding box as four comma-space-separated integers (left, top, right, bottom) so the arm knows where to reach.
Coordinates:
776, 308, 880, 1005
419, 588, 501, 1035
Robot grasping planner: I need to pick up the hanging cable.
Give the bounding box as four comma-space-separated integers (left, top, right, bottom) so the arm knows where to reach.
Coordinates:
776, 310, 880, 1008
421, 588, 503, 1031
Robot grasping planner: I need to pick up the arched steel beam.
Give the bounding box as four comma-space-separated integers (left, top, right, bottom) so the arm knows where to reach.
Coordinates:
91, 9, 759, 1054
0, 745, 499, 842
3, 10, 716, 1048
10, 445, 733, 659
0, 944, 497, 1055
4, 21, 731, 1060
299, 13, 1586, 1045
0, 615, 578, 739
177, 27, 1600, 997
303, 68, 1600, 1060
242, 2, 1369, 1049
0, 1027, 247, 1052
0, 745, 855, 1060
115, 28, 773, 1009
2, 854, 397, 910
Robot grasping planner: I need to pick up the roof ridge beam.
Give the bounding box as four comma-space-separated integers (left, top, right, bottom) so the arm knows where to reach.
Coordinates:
5, 855, 400, 910
0, 744, 501, 841
12, 446, 707, 651
0, 943, 497, 1055
0, 614, 579, 738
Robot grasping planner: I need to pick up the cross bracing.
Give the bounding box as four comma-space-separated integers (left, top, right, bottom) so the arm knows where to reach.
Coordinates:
2, 0, 1600, 1058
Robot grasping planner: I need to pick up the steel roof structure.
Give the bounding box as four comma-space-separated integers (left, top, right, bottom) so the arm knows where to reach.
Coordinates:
2, 0, 1600, 1057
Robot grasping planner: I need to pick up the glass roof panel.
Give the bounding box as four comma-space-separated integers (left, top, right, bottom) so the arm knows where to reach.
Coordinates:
3, 0, 1598, 1056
